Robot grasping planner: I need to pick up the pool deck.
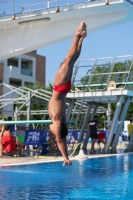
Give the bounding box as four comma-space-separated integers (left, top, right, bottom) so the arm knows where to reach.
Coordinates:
0, 148, 131, 167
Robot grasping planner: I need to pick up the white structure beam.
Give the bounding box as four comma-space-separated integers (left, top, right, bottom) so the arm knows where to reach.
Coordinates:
0, 0, 133, 60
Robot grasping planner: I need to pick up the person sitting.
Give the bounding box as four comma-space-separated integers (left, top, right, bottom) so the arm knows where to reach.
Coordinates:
40, 130, 58, 156
16, 114, 27, 143
0, 119, 4, 158
127, 119, 133, 141
2, 125, 16, 156
7, 116, 13, 133
40, 131, 49, 156
97, 130, 106, 149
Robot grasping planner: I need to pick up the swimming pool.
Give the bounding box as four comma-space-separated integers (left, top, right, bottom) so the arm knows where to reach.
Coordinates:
0, 154, 133, 199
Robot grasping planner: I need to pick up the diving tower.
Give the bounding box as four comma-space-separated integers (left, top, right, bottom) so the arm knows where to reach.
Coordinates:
66, 54, 133, 154
0, 0, 133, 61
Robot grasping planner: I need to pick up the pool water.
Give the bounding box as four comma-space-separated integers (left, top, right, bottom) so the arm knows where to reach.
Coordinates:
0, 154, 133, 200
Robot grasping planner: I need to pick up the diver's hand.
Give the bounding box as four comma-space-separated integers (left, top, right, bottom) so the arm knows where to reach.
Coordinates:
63, 159, 72, 166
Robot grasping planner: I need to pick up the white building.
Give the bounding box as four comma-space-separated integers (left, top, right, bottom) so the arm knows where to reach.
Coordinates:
0, 51, 46, 117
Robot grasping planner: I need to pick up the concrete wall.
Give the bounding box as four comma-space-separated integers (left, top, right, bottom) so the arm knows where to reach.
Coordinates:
0, 63, 4, 82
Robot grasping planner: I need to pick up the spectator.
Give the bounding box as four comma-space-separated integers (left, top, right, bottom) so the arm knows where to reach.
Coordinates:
2, 125, 16, 156
40, 131, 49, 156
16, 114, 27, 155
127, 119, 133, 141
0, 120, 4, 158
88, 115, 99, 154
98, 130, 106, 149
16, 114, 26, 143
16, 139, 24, 156
0, 118, 6, 157
8, 116, 13, 133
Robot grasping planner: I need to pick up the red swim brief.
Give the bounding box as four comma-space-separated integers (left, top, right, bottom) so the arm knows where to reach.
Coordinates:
53, 81, 71, 94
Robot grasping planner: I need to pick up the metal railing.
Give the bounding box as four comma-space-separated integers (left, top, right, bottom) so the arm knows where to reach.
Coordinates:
22, 0, 60, 13
0, 0, 120, 21
72, 55, 133, 92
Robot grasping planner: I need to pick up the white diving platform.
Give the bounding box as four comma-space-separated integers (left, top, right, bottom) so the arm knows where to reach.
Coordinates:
67, 89, 133, 103
0, 0, 133, 60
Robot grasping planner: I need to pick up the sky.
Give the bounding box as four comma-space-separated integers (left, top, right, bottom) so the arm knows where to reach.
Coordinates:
38, 20, 133, 86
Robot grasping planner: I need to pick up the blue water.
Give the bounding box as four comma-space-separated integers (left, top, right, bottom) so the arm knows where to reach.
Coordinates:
0, 154, 133, 200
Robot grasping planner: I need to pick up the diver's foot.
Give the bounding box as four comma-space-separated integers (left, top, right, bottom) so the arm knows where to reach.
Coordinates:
76, 21, 87, 38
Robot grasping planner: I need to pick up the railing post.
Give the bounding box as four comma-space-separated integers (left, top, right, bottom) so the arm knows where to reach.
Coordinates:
56, 0, 58, 8
47, 1, 50, 9
12, 0, 15, 19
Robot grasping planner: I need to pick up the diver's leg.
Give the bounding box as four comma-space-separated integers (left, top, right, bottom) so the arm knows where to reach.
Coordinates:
68, 37, 84, 81
54, 22, 87, 86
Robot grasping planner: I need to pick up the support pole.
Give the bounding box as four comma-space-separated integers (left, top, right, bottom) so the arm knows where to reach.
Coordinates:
83, 103, 99, 151
112, 97, 130, 153
26, 91, 31, 130
78, 103, 93, 145
104, 96, 124, 154
66, 99, 74, 120
74, 102, 84, 128
26, 91, 31, 154
107, 103, 111, 123
14, 106, 18, 130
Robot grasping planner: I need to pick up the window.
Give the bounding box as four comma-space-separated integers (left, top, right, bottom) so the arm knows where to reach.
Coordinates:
9, 78, 21, 87
21, 58, 33, 76
8, 58, 18, 67
24, 82, 34, 87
